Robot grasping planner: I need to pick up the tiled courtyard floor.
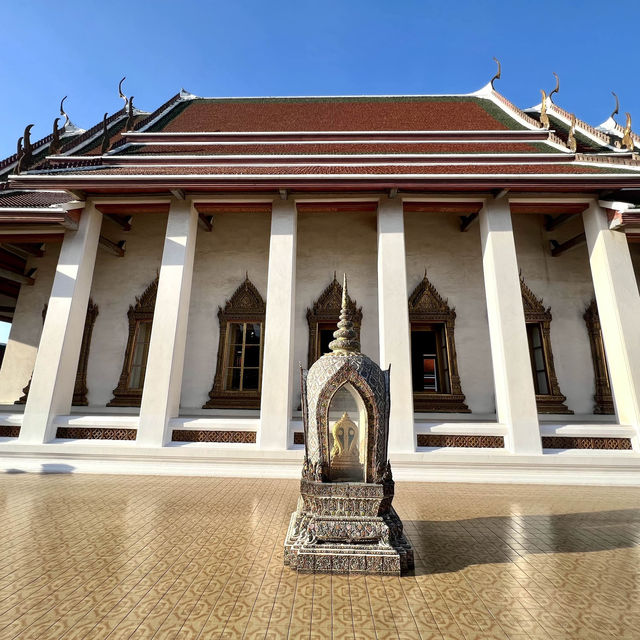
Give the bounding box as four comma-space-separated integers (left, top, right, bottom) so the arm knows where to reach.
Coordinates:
0, 474, 639, 639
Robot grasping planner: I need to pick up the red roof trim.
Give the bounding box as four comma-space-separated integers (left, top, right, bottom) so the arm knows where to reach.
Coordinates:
122, 130, 554, 144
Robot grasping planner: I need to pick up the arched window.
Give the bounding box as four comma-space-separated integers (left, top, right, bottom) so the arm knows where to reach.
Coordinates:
583, 299, 614, 414
408, 272, 469, 412
203, 276, 266, 409
16, 299, 99, 406
306, 274, 362, 367
520, 275, 572, 414
108, 277, 157, 407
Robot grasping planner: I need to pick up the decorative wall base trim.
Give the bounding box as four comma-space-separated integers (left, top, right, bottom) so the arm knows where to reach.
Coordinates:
417, 434, 505, 448
293, 432, 304, 445
56, 427, 137, 441
1, 447, 638, 486
542, 436, 632, 450
0, 426, 20, 438
172, 430, 257, 443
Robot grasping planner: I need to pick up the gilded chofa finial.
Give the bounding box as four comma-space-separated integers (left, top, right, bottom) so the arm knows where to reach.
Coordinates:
567, 114, 577, 152
549, 72, 560, 102
540, 90, 550, 129
621, 112, 634, 151
124, 96, 135, 131
59, 95, 70, 128
328, 274, 360, 355
100, 113, 110, 155
610, 91, 620, 120
50, 117, 62, 155
490, 57, 501, 90
118, 76, 128, 109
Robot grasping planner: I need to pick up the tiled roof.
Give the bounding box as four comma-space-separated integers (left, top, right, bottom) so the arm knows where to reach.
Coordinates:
154, 96, 525, 133
29, 162, 632, 176
0, 190, 72, 208
120, 141, 551, 155
6, 89, 640, 194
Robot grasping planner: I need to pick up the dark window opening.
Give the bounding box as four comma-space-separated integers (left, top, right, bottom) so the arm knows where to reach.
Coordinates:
526, 323, 550, 395
318, 324, 335, 358
411, 324, 450, 394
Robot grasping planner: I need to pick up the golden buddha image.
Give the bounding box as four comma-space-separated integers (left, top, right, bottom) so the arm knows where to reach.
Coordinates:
329, 411, 364, 481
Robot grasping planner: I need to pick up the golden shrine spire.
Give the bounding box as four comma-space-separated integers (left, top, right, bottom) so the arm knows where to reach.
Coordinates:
328, 274, 360, 355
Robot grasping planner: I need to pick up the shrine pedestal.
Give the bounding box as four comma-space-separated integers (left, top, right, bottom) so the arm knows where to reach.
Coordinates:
284, 479, 414, 575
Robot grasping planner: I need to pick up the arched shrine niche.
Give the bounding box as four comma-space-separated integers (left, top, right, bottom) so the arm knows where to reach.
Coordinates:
326, 383, 367, 482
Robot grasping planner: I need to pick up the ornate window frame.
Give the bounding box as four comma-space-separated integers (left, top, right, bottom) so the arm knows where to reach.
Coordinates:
408, 272, 469, 413
583, 299, 614, 414
107, 277, 157, 407
306, 274, 362, 367
203, 276, 266, 409
520, 275, 572, 414
16, 299, 99, 406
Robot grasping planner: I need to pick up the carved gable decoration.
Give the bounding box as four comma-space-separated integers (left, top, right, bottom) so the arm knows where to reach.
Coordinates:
407, 272, 468, 413
16, 299, 99, 406
519, 274, 571, 414
108, 276, 159, 407
307, 275, 362, 367
584, 299, 614, 415
307, 275, 362, 323
219, 276, 265, 321
130, 275, 158, 316
408, 272, 454, 322
204, 275, 266, 409
520, 275, 551, 322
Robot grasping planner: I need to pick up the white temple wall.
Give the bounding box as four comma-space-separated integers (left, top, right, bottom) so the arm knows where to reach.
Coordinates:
86, 212, 167, 406
512, 213, 596, 415
0, 245, 60, 403
181, 211, 271, 409
0, 207, 626, 417
293, 210, 379, 411
404, 211, 494, 414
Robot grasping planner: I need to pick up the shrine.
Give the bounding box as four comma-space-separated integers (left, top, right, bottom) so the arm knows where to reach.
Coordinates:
284, 276, 413, 573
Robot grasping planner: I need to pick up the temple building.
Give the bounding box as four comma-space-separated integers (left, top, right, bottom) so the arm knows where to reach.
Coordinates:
0, 72, 639, 483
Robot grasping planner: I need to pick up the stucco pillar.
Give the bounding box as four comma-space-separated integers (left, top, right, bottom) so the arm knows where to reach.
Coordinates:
377, 196, 414, 453
583, 202, 640, 448
138, 198, 198, 446
19, 202, 102, 444
479, 196, 541, 454
259, 198, 297, 450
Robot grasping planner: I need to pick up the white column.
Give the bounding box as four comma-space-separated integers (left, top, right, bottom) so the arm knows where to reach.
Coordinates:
583, 202, 640, 447
259, 198, 297, 450
137, 198, 198, 446
19, 202, 102, 444
479, 196, 541, 454
377, 196, 414, 453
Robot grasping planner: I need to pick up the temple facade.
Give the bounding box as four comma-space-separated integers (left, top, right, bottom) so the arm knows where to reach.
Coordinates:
0, 77, 639, 483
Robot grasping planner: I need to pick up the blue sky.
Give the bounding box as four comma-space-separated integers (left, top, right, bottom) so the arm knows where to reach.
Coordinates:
0, 0, 638, 341
1, 0, 639, 158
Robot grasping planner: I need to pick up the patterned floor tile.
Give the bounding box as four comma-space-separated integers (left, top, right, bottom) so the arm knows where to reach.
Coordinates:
0, 475, 638, 640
